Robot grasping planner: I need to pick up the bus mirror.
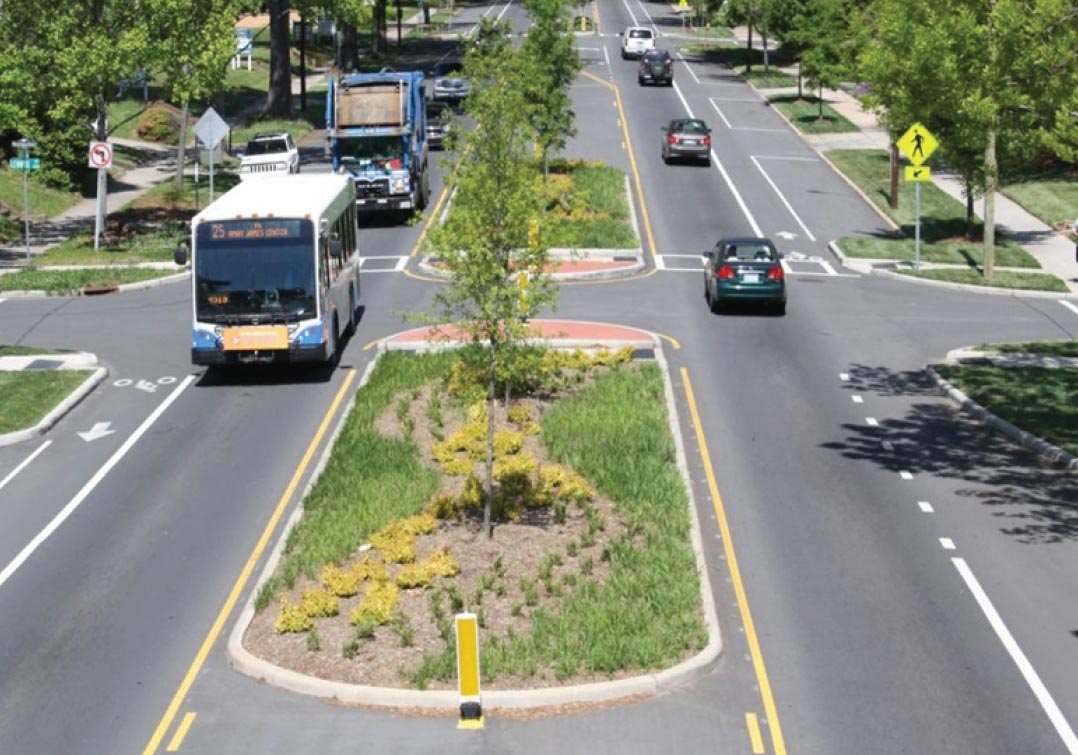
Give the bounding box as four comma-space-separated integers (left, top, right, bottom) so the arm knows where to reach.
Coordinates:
329, 239, 344, 258
174, 242, 189, 266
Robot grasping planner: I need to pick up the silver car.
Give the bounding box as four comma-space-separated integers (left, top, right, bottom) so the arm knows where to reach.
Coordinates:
431, 60, 470, 105
661, 118, 711, 165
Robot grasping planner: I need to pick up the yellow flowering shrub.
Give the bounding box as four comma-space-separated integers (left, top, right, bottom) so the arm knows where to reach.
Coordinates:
275, 596, 313, 634
431, 440, 457, 463
371, 523, 416, 564
493, 429, 524, 457
493, 452, 538, 480
399, 513, 437, 536
467, 402, 488, 424
426, 491, 460, 520
426, 549, 460, 577
301, 587, 339, 618
507, 405, 532, 426
350, 581, 399, 626
441, 456, 475, 476
539, 464, 593, 504
460, 474, 484, 510
320, 565, 361, 597
395, 563, 434, 589
354, 556, 388, 582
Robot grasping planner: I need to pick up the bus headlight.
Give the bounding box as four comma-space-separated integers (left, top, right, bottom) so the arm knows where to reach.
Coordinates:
390, 175, 407, 194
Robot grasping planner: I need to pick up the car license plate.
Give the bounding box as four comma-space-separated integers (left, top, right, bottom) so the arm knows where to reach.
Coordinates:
742, 273, 760, 283
685, 139, 697, 145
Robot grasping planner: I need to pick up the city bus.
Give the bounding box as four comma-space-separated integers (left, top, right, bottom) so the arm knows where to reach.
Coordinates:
176, 174, 360, 366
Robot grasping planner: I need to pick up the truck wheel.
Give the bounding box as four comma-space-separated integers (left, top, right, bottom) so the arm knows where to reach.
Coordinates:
420, 171, 430, 210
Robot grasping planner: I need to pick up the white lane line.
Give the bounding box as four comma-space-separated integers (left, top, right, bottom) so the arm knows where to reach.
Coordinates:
1060, 300, 1078, 318
395, 257, 408, 272
671, 82, 763, 236
709, 97, 763, 103
750, 155, 817, 242
866, 417, 879, 426
0, 376, 195, 591
603, 43, 611, 68
654, 255, 666, 270
881, 440, 894, 452
0, 441, 51, 494
820, 260, 838, 275
839, 373, 850, 381
709, 99, 734, 130
940, 537, 956, 550
677, 51, 701, 84
952, 557, 1078, 753
494, 0, 513, 22
622, 0, 641, 26
918, 501, 934, 513
852, 395, 864, 404
899, 470, 913, 480
0, 298, 6, 305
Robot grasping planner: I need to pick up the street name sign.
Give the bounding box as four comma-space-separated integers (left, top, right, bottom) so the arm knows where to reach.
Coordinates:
10, 158, 40, 171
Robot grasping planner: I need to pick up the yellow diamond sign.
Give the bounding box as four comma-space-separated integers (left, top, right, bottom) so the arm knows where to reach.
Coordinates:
904, 165, 932, 182
897, 123, 938, 166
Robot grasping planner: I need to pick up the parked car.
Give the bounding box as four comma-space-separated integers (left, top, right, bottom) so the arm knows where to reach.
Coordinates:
639, 49, 673, 86
426, 100, 451, 150
661, 118, 711, 165
703, 237, 786, 315
238, 132, 299, 179
620, 26, 655, 59
431, 59, 470, 105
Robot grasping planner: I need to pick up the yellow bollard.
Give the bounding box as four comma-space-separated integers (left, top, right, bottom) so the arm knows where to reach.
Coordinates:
456, 613, 483, 729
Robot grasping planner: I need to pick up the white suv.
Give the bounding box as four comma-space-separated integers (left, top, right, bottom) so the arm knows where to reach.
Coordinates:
239, 132, 300, 180
620, 26, 655, 59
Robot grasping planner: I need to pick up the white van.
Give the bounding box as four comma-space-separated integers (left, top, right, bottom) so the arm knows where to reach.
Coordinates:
620, 27, 655, 59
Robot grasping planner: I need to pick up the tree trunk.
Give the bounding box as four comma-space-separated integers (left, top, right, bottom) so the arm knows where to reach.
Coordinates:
762, 31, 769, 73
265, 0, 293, 117
797, 65, 803, 99
371, 0, 383, 56
818, 87, 823, 119
889, 141, 899, 210
485, 352, 496, 539
745, 23, 753, 74
423, 4, 431, 24
337, 22, 358, 72
965, 179, 975, 239
983, 125, 997, 280
299, 15, 307, 114
396, 0, 403, 48
175, 101, 189, 190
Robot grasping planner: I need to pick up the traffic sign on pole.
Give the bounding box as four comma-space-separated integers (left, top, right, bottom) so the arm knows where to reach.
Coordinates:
88, 141, 113, 169
897, 123, 938, 166
9, 158, 40, 171
904, 165, 932, 182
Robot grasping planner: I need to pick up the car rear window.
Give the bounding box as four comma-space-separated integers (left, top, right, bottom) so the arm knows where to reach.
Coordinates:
629, 29, 653, 38
245, 139, 288, 156
676, 120, 707, 133
725, 244, 776, 261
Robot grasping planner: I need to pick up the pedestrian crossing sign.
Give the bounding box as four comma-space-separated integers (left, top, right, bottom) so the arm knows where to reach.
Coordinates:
904, 165, 931, 182
897, 123, 938, 166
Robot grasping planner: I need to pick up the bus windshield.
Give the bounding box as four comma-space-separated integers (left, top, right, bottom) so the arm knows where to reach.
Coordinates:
194, 219, 317, 323
337, 136, 404, 168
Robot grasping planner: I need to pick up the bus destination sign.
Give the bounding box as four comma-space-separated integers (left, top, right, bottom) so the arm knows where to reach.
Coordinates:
208, 219, 303, 241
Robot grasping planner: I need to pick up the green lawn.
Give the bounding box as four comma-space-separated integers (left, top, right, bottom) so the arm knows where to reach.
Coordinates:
977, 340, 1078, 358
232, 118, 317, 147
0, 215, 20, 244
768, 94, 857, 133
0, 345, 71, 356
839, 236, 1038, 268
34, 224, 185, 267
0, 370, 95, 435
125, 173, 241, 215
541, 164, 639, 249
896, 268, 1068, 292
1001, 176, 1078, 230
934, 364, 1078, 456
0, 267, 178, 294
0, 170, 82, 221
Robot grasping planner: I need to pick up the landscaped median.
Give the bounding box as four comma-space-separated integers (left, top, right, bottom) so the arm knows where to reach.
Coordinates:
930, 341, 1078, 466
0, 347, 106, 445
232, 341, 719, 708
827, 149, 1069, 292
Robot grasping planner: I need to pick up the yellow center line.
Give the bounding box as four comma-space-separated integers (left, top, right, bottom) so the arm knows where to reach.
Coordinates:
681, 368, 787, 755
409, 184, 450, 258
745, 712, 766, 754
165, 712, 197, 752
655, 332, 681, 350
140, 369, 358, 755
580, 68, 657, 262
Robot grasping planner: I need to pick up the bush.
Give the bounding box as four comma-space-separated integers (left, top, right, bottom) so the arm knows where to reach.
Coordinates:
350, 581, 399, 626
275, 596, 314, 633
136, 107, 181, 144
320, 564, 361, 597
301, 588, 340, 617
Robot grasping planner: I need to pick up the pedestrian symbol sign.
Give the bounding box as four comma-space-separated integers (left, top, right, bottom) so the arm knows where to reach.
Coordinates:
897, 123, 938, 166
904, 165, 931, 182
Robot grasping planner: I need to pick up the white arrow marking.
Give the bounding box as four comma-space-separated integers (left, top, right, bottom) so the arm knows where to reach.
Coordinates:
78, 422, 115, 442
775, 231, 798, 240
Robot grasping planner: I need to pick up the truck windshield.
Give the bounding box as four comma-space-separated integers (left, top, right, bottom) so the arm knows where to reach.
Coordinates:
338, 136, 404, 168
194, 220, 317, 323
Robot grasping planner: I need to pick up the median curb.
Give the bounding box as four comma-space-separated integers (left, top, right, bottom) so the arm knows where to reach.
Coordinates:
0, 365, 108, 448
927, 364, 1078, 470
227, 323, 724, 713
0, 269, 189, 298
418, 250, 646, 282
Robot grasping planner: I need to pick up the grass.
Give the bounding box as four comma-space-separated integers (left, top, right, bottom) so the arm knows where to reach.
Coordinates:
232, 118, 317, 147
0, 370, 94, 434
541, 163, 639, 249
0, 170, 83, 221
977, 341, 1078, 358
677, 44, 795, 88
34, 224, 186, 267
896, 268, 1068, 292
1000, 175, 1078, 230
0, 345, 70, 356
126, 173, 241, 214
768, 94, 858, 133
934, 364, 1078, 456
741, 69, 798, 88
0, 267, 177, 293
839, 236, 1039, 268
0, 215, 20, 244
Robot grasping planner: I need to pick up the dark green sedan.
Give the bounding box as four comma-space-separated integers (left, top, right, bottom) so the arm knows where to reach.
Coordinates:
703, 237, 786, 315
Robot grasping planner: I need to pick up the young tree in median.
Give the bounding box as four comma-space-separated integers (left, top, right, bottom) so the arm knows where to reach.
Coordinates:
785, 0, 850, 119
426, 20, 557, 538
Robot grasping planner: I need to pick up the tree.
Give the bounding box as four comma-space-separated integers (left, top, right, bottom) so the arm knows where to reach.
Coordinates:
265, 0, 293, 117
425, 20, 557, 538
786, 0, 850, 119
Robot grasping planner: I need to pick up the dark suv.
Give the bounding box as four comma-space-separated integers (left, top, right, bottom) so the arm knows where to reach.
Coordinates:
639, 49, 673, 86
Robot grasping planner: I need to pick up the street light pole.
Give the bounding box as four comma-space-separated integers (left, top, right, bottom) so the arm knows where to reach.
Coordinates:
12, 137, 36, 265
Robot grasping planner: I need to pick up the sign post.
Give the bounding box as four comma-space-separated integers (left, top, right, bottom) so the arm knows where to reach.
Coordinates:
192, 107, 230, 205
455, 612, 483, 729
896, 122, 939, 269
11, 138, 37, 264
88, 140, 114, 252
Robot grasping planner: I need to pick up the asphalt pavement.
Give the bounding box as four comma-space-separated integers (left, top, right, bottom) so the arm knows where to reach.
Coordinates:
0, 1, 1077, 754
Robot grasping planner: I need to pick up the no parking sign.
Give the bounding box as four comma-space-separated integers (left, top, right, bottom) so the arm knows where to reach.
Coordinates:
88, 141, 113, 169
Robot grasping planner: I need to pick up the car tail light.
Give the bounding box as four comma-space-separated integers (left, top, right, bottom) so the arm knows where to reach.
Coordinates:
702, 135, 712, 146
767, 265, 784, 281
717, 265, 735, 280
667, 134, 678, 144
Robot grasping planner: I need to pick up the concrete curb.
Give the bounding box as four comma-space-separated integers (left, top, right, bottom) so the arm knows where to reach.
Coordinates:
0, 366, 108, 447
0, 270, 189, 298
927, 365, 1078, 470
228, 330, 724, 711
872, 267, 1073, 300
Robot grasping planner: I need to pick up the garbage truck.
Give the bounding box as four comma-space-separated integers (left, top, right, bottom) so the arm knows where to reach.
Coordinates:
326, 69, 430, 217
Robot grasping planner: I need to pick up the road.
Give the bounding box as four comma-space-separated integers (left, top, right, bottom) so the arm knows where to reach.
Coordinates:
0, 0, 1077, 753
